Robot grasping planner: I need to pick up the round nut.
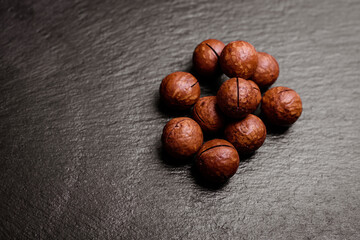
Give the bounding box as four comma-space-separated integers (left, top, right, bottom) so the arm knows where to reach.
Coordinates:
160, 72, 200, 109
196, 139, 239, 183
251, 52, 279, 89
261, 86, 303, 126
225, 114, 266, 154
162, 117, 203, 159
217, 78, 261, 119
192, 96, 226, 133
193, 39, 225, 76
220, 41, 258, 79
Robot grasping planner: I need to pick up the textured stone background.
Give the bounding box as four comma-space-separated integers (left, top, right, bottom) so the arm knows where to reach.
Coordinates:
1, 0, 360, 239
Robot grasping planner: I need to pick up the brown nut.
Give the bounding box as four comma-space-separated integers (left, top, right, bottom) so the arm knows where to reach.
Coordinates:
261, 86, 302, 126
219, 41, 258, 79
160, 72, 200, 109
217, 78, 261, 119
196, 139, 239, 183
225, 114, 266, 154
162, 117, 203, 159
192, 96, 226, 133
251, 52, 279, 89
193, 39, 225, 76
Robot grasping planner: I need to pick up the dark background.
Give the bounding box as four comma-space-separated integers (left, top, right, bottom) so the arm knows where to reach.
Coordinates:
1, 0, 360, 239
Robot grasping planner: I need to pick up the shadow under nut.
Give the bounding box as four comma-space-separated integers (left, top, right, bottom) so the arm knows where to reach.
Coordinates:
217, 78, 261, 119
224, 114, 266, 154
160, 72, 200, 109
162, 117, 203, 159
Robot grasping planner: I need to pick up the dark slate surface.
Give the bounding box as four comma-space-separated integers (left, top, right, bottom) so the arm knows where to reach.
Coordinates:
1, 0, 360, 239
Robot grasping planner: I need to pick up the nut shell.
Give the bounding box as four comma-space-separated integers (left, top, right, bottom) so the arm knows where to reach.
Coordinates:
160, 72, 200, 109
217, 78, 261, 119
225, 114, 266, 154
193, 39, 225, 76
192, 96, 226, 133
162, 117, 203, 159
220, 41, 258, 79
196, 139, 239, 183
251, 52, 279, 89
261, 86, 303, 126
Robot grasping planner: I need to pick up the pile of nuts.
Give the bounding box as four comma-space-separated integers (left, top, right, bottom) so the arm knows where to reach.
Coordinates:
160, 39, 303, 184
